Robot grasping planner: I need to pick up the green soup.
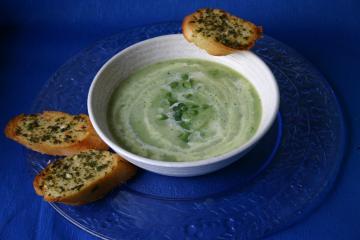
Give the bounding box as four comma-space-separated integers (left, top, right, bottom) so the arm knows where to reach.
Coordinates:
107, 59, 261, 161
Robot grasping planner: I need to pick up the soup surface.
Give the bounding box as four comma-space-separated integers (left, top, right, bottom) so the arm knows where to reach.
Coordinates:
107, 59, 261, 161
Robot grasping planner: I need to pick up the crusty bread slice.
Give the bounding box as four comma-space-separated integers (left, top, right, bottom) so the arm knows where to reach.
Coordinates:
5, 111, 108, 156
33, 150, 137, 205
182, 8, 262, 56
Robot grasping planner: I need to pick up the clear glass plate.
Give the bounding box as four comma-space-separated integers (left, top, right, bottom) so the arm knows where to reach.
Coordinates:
25, 22, 346, 240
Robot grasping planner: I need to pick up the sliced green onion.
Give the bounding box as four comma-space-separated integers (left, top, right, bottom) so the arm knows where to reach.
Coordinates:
170, 81, 179, 89
156, 113, 168, 120
184, 93, 193, 98
180, 121, 191, 130
174, 111, 182, 121
181, 73, 189, 80
168, 99, 177, 106
177, 102, 185, 108
179, 132, 190, 142
188, 109, 199, 116
189, 78, 194, 86
181, 112, 191, 122
165, 92, 177, 106
179, 103, 187, 111
182, 81, 192, 89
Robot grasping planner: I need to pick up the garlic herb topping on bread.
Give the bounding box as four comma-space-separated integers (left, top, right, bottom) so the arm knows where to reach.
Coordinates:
33, 150, 137, 205
182, 8, 263, 56
5, 111, 108, 156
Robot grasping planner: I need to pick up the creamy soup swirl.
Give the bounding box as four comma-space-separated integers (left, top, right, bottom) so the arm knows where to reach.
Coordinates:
108, 59, 261, 161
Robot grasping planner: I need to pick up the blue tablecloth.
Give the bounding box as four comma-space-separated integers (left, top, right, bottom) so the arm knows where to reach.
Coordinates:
1, 1, 359, 239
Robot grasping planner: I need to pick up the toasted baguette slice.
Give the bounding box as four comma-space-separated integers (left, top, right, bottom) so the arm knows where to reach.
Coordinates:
182, 8, 262, 56
33, 150, 137, 205
5, 111, 108, 156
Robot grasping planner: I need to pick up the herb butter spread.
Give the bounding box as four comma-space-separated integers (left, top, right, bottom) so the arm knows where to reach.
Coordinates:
108, 59, 261, 161
37, 150, 112, 198
191, 8, 260, 49
14, 113, 87, 145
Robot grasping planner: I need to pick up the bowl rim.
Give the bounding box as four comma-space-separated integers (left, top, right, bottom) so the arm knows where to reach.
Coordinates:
87, 33, 279, 168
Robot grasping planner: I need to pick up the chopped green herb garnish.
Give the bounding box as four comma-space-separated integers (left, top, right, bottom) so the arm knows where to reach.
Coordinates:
174, 111, 182, 121
177, 103, 187, 111
180, 122, 191, 130
188, 109, 199, 116
96, 164, 108, 172
181, 73, 189, 80
26, 120, 39, 131
170, 81, 179, 89
48, 125, 60, 132
84, 174, 94, 179
71, 184, 84, 191
29, 136, 39, 143
87, 161, 97, 168
191, 8, 257, 49
60, 125, 70, 132
157, 113, 168, 120
179, 132, 190, 142
41, 135, 51, 141
15, 127, 22, 135
182, 81, 192, 89
165, 92, 177, 106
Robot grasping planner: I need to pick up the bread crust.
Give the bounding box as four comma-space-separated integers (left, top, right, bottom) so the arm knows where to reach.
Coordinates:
182, 8, 262, 56
33, 153, 137, 205
5, 111, 108, 156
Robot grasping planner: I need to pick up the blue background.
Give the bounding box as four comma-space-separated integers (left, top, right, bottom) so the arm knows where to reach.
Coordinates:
0, 0, 359, 239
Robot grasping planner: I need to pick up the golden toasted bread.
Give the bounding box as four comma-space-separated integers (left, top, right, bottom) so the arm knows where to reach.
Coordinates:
5, 111, 108, 156
182, 8, 262, 56
33, 150, 137, 205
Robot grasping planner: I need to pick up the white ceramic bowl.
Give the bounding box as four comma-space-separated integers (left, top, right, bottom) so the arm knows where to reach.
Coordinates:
88, 34, 279, 177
